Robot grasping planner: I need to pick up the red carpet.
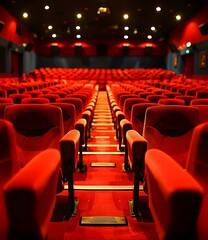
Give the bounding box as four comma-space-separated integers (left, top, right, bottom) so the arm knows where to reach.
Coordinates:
48, 91, 157, 240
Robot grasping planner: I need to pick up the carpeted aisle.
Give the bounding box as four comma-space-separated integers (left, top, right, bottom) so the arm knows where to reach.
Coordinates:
48, 90, 157, 240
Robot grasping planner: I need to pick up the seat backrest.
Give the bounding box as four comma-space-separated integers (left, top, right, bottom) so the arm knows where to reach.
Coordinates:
4, 104, 64, 166
38, 93, 60, 102
191, 98, 208, 105
131, 103, 158, 135
0, 119, 19, 239
0, 103, 13, 118
175, 95, 196, 105
191, 105, 208, 123
123, 98, 150, 121
147, 94, 167, 103
186, 122, 208, 240
21, 97, 50, 104
143, 105, 200, 167
56, 97, 83, 121
158, 98, 185, 105
9, 93, 31, 104
51, 102, 76, 134
119, 94, 138, 111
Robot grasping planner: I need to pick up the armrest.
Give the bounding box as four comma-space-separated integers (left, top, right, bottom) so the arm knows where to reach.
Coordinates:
4, 149, 60, 240
60, 129, 80, 172
145, 149, 204, 240
126, 130, 147, 171
120, 119, 132, 145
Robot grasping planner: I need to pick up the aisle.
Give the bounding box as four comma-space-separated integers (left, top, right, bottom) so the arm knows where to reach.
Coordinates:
48, 90, 157, 240
74, 90, 134, 188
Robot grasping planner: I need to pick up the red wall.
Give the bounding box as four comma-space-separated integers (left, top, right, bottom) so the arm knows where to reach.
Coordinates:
169, 6, 208, 49
0, 5, 36, 49
36, 39, 167, 57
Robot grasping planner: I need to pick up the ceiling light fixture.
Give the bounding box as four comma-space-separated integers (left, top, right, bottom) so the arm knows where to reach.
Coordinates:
76, 34, 81, 39
44, 5, 50, 10
176, 15, 181, 21
156, 6, 161, 12
77, 13, 82, 19
147, 35, 152, 39
48, 25, 53, 30
186, 42, 191, 47
123, 14, 129, 20
76, 26, 81, 30
22, 12, 28, 18
52, 33, 57, 38
124, 35, 129, 39
124, 26, 129, 31
97, 7, 111, 16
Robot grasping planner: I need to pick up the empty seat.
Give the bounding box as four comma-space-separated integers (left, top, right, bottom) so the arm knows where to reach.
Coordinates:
4, 104, 80, 215
38, 93, 60, 102
158, 98, 185, 105
21, 97, 50, 104
145, 149, 203, 240
56, 97, 83, 121
0, 119, 60, 240
9, 93, 31, 104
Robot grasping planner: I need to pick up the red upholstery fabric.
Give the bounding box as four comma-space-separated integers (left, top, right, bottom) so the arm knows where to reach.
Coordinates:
123, 98, 149, 121
4, 104, 64, 166
51, 102, 76, 134
191, 105, 208, 123
56, 97, 83, 121
131, 103, 158, 135
4, 149, 60, 240
0, 98, 13, 103
145, 149, 203, 240
21, 97, 50, 104
143, 105, 200, 168
38, 93, 60, 102
158, 98, 185, 105
186, 123, 208, 240
9, 93, 31, 104
0, 103, 13, 118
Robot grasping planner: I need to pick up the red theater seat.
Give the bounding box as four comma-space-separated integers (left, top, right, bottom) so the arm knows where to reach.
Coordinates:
158, 98, 185, 105
51, 102, 76, 134
38, 93, 60, 102
4, 104, 80, 215
56, 97, 83, 121
126, 105, 200, 215
143, 105, 199, 168
9, 93, 31, 104
21, 97, 50, 104
0, 119, 60, 240
145, 149, 203, 240
186, 122, 208, 240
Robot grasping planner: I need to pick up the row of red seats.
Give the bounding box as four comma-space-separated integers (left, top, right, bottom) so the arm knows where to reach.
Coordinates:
106, 82, 208, 239
0, 83, 99, 239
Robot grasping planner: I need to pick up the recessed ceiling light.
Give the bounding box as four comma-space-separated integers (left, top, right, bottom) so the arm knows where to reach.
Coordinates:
124, 26, 129, 31
156, 6, 161, 12
186, 42, 191, 47
176, 15, 182, 21
45, 5, 50, 10
151, 26, 156, 31
124, 35, 129, 39
147, 35, 152, 39
77, 13, 82, 19
123, 14, 129, 20
48, 25, 53, 30
76, 26, 81, 30
52, 33, 56, 38
76, 34, 81, 39
22, 12, 28, 18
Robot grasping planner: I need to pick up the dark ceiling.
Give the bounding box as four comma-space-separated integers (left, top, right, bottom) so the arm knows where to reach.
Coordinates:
1, 0, 208, 41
